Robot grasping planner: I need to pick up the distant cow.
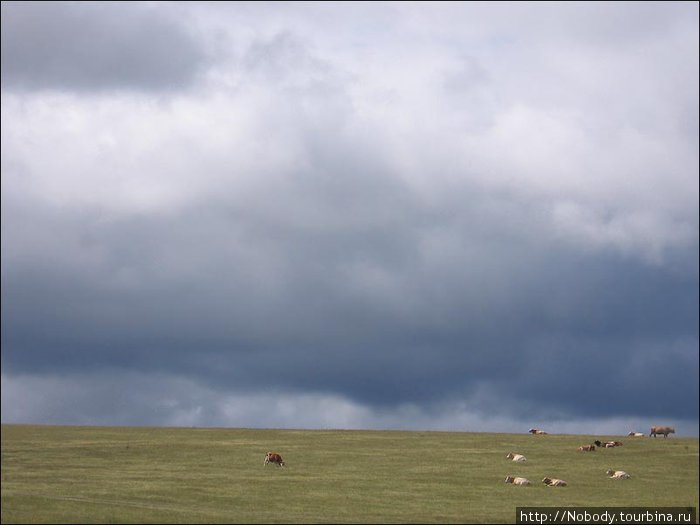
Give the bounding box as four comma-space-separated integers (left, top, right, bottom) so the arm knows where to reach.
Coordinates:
542, 477, 567, 487
594, 440, 623, 448
628, 432, 644, 437
505, 476, 531, 485
606, 469, 630, 479
578, 444, 596, 452
529, 428, 548, 435
264, 452, 285, 467
506, 453, 527, 462
650, 426, 675, 438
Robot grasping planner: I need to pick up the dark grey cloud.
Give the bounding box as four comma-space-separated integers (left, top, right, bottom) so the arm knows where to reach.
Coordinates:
7, 370, 695, 435
2, 183, 697, 421
1, 1, 207, 92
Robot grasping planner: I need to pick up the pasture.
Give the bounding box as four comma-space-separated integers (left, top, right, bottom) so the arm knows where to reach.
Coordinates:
1, 424, 697, 523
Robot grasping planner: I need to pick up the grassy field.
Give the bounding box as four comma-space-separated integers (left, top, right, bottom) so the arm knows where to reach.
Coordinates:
1, 424, 697, 523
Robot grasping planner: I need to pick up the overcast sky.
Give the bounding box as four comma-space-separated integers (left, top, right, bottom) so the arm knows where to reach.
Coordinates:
2, 1, 698, 436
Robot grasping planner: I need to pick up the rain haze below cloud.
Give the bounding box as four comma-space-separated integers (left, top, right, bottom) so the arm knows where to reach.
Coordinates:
1, 1, 698, 434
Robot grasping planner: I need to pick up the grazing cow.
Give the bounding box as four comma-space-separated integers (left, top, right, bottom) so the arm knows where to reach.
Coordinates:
505, 476, 531, 485
628, 432, 644, 437
542, 477, 567, 487
529, 428, 548, 435
264, 452, 285, 467
506, 453, 527, 462
606, 469, 630, 479
650, 426, 675, 438
578, 444, 596, 452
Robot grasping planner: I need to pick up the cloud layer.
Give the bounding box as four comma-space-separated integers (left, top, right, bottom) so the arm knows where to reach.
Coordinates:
2, 2, 698, 433
1, 2, 207, 92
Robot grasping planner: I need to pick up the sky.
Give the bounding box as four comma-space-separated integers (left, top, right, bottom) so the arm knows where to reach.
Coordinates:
1, 1, 698, 436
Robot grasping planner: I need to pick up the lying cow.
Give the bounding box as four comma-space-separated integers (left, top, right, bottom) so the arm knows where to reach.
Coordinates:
594, 440, 623, 448
542, 477, 567, 487
264, 452, 285, 467
506, 453, 527, 462
606, 469, 630, 479
578, 444, 596, 452
505, 476, 531, 485
627, 432, 644, 437
650, 426, 675, 438
529, 428, 548, 435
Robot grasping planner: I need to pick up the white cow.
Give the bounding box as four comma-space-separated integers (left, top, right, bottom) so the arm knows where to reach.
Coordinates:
606, 469, 630, 479
542, 477, 567, 487
505, 476, 531, 485
506, 453, 527, 462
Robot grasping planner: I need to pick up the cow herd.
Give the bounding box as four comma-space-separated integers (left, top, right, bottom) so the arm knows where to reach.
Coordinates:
503, 426, 676, 487
575, 440, 624, 451
264, 425, 677, 490
504, 476, 569, 487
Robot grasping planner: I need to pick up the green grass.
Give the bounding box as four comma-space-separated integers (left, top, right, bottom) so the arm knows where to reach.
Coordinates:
1, 424, 697, 523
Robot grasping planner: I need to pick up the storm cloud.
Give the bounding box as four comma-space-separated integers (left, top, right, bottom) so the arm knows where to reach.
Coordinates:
1, 1, 698, 435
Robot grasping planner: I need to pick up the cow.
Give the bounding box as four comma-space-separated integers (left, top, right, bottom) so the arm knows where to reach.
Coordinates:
505, 476, 531, 485
506, 453, 527, 462
529, 428, 548, 435
606, 469, 630, 479
542, 477, 567, 487
627, 432, 644, 437
594, 440, 623, 448
650, 426, 675, 438
264, 452, 285, 467
578, 444, 596, 452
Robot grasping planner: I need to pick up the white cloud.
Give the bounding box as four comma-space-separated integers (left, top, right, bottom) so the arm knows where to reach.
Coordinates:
3, 1, 697, 263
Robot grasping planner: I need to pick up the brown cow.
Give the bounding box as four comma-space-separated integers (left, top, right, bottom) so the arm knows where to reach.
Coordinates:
264, 452, 285, 467
650, 426, 675, 438
578, 444, 596, 452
